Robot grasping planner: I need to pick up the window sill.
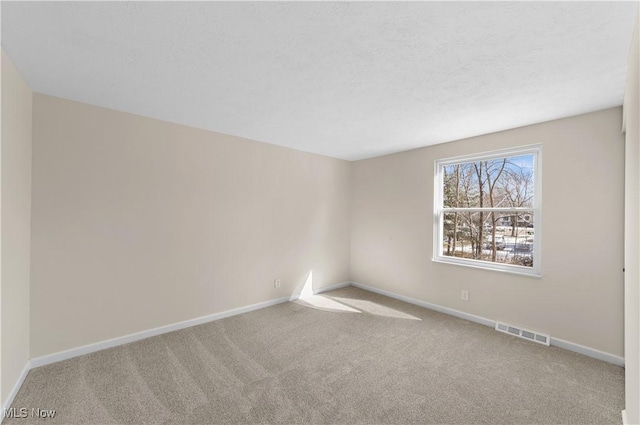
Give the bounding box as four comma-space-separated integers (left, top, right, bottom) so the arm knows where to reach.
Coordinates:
432, 256, 542, 278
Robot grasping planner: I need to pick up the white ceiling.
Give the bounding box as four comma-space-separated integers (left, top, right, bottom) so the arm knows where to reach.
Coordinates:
2, 2, 638, 160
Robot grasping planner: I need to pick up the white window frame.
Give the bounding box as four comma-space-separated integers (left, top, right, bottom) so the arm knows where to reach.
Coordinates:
433, 145, 542, 277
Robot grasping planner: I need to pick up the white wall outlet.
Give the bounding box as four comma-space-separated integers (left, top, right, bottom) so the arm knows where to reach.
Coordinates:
461, 290, 469, 301
274, 279, 281, 289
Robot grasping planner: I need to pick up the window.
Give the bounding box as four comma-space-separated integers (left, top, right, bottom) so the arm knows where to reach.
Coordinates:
434, 145, 541, 276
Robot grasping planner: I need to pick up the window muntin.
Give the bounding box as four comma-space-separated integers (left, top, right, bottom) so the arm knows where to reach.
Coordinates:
434, 146, 541, 276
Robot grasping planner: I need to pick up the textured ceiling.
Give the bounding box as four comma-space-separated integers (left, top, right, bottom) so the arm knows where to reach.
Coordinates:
2, 2, 638, 160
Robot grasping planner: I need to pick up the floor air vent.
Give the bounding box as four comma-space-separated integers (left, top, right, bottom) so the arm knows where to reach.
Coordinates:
495, 321, 550, 346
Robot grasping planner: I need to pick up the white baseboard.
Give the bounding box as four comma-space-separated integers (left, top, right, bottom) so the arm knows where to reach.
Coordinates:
1, 361, 31, 419
314, 281, 352, 295
350, 281, 625, 367
551, 336, 624, 367
350, 281, 495, 327
11, 278, 625, 415
622, 409, 627, 425
288, 281, 352, 302
32, 282, 354, 369
30, 295, 292, 369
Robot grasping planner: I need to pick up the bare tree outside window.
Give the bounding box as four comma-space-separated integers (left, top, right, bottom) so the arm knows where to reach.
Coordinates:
435, 147, 541, 275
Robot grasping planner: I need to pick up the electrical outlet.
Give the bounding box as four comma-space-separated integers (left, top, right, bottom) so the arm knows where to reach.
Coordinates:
461, 290, 469, 302
274, 279, 281, 289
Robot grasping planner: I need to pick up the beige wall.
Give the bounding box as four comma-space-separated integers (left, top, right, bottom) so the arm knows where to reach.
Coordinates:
624, 10, 640, 424
351, 108, 625, 357
30, 94, 350, 358
19, 70, 632, 371
1, 50, 32, 406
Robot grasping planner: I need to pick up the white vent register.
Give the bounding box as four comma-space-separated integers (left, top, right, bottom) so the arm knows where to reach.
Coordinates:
495, 321, 550, 346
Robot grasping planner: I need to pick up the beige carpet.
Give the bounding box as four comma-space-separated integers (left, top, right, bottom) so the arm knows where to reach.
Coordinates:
4, 287, 624, 424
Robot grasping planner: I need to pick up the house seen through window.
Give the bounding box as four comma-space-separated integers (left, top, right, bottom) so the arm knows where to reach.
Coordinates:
434, 146, 541, 276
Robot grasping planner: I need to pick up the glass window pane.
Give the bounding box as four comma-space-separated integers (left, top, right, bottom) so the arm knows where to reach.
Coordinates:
442, 154, 535, 209
442, 211, 534, 268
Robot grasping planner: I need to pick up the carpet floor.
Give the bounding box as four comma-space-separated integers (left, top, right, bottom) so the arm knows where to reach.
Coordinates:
4, 286, 624, 424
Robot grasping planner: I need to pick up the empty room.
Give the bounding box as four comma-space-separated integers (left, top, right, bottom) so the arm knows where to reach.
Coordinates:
1, 1, 639, 424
